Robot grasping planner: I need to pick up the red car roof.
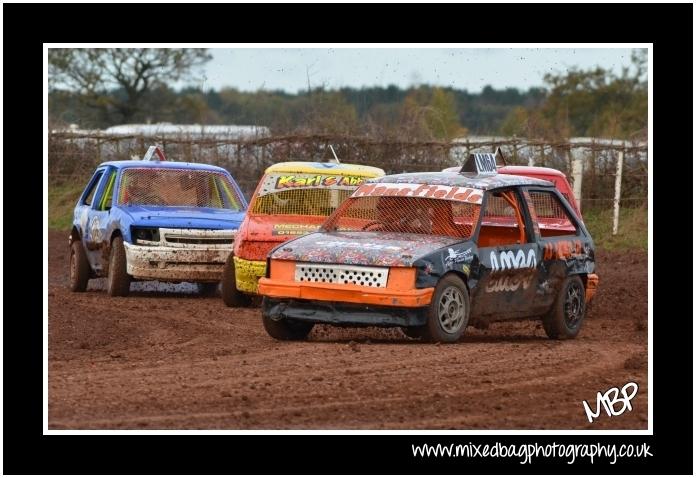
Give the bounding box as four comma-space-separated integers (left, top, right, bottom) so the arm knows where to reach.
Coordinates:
496, 165, 569, 178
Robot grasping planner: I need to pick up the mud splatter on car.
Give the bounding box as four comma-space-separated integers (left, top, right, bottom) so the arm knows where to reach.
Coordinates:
69, 146, 246, 297
259, 153, 598, 342
221, 161, 384, 307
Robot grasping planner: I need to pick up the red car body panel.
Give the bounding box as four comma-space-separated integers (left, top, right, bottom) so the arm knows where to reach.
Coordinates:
443, 165, 582, 220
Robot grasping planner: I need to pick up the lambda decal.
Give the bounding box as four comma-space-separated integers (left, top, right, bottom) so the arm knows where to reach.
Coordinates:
490, 249, 537, 271
444, 247, 472, 267
485, 270, 535, 293
275, 175, 366, 189
472, 153, 497, 174
352, 183, 483, 204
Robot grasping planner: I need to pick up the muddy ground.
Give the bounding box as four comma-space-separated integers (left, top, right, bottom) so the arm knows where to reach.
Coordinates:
48, 230, 648, 429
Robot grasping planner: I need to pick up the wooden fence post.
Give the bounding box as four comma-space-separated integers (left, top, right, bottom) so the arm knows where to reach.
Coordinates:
570, 147, 583, 211
95, 138, 101, 165
612, 148, 625, 235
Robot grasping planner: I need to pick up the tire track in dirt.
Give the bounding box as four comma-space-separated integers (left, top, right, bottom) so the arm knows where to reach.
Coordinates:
49, 230, 648, 429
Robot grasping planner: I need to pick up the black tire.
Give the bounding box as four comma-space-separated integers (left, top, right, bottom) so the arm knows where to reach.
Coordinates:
542, 275, 586, 339
401, 327, 422, 339
221, 254, 251, 307
69, 241, 90, 292
261, 298, 314, 340
420, 274, 470, 343
197, 282, 219, 297
107, 236, 131, 297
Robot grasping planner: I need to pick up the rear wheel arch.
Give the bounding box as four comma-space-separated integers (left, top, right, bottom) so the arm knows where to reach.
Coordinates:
576, 272, 589, 289
561, 272, 589, 295
542, 274, 586, 339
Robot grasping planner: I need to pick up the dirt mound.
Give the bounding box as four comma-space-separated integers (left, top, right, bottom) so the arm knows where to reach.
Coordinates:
49, 230, 648, 429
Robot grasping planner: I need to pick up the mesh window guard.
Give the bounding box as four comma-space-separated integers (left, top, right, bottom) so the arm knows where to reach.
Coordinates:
118, 168, 243, 210
323, 196, 480, 239
529, 191, 577, 234
252, 188, 354, 217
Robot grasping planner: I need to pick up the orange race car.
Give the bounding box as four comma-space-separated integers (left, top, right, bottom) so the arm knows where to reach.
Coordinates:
258, 152, 598, 342
221, 161, 384, 306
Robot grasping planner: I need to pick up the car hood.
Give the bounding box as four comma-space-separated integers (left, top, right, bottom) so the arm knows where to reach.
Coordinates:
121, 205, 245, 230
269, 231, 462, 267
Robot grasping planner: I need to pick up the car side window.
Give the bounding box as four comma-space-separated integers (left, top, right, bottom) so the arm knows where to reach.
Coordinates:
82, 170, 104, 206
528, 190, 578, 237
477, 189, 528, 247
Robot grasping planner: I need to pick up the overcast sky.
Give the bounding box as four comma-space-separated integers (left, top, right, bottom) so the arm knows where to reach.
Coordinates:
196, 47, 639, 93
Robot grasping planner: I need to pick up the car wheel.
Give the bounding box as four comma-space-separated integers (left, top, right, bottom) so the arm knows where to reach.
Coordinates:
401, 327, 422, 339
542, 275, 586, 339
197, 282, 219, 297
107, 236, 131, 297
221, 254, 251, 307
421, 274, 470, 343
261, 297, 313, 340
69, 241, 90, 292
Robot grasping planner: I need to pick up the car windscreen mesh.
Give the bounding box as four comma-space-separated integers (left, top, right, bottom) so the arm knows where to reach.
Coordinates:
251, 188, 354, 217
118, 168, 243, 210
322, 196, 481, 239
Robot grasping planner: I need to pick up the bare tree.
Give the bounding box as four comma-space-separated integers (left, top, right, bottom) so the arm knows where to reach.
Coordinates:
49, 48, 212, 123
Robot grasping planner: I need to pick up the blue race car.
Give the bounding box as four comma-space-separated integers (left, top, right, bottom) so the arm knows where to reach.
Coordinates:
69, 146, 247, 296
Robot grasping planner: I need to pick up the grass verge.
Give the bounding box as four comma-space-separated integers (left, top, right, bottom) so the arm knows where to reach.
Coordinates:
583, 206, 647, 251
48, 182, 84, 230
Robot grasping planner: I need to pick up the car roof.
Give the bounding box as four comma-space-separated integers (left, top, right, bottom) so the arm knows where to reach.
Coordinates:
497, 165, 569, 178
442, 165, 568, 178
369, 171, 553, 190
97, 160, 229, 174
264, 161, 385, 177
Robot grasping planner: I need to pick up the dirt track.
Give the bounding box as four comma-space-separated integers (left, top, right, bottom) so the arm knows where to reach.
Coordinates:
48, 230, 648, 429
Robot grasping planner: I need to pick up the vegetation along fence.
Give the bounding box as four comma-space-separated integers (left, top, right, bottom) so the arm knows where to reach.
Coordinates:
48, 132, 648, 234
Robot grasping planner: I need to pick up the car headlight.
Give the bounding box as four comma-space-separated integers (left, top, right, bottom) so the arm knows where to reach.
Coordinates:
132, 227, 160, 245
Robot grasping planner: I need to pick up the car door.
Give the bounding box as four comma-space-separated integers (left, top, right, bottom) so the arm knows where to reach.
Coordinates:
471, 188, 541, 319
75, 167, 105, 243
83, 167, 117, 273
523, 188, 589, 313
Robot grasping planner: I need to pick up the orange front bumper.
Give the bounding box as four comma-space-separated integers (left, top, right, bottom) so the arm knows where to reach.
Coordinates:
585, 273, 599, 303
257, 278, 434, 308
